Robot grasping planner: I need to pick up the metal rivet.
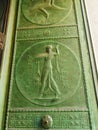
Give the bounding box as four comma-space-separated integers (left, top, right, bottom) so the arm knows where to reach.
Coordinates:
41, 115, 53, 129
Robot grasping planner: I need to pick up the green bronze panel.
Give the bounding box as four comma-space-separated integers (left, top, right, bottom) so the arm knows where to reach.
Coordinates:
22, 0, 72, 25
16, 25, 78, 41
16, 41, 81, 106
4, 0, 98, 130
7, 111, 90, 129
9, 39, 86, 108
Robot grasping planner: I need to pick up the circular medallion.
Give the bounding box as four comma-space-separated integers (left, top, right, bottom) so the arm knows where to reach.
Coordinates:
16, 41, 81, 106
22, 0, 72, 25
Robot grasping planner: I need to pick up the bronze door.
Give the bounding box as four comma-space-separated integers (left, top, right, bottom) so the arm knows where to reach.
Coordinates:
1, 0, 98, 129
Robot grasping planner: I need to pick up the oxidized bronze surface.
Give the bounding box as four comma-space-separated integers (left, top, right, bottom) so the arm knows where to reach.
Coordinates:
5, 0, 98, 129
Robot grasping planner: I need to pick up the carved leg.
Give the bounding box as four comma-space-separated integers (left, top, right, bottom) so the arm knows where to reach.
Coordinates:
39, 83, 46, 98
48, 74, 54, 92
51, 76, 61, 98
39, 8, 49, 19
40, 70, 49, 97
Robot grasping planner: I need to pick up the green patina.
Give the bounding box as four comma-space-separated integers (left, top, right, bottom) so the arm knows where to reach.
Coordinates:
0, 0, 98, 130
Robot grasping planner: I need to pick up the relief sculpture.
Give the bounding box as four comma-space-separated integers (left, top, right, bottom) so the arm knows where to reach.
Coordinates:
22, 0, 72, 25
16, 41, 81, 106
30, 0, 65, 20
36, 45, 61, 98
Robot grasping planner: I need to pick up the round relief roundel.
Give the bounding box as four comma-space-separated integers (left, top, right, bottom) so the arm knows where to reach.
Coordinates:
16, 41, 81, 106
22, 0, 72, 25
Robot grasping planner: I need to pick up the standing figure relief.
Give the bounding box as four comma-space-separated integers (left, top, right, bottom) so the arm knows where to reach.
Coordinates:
36, 45, 61, 98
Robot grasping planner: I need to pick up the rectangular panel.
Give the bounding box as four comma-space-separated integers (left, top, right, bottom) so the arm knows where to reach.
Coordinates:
1, 0, 98, 129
